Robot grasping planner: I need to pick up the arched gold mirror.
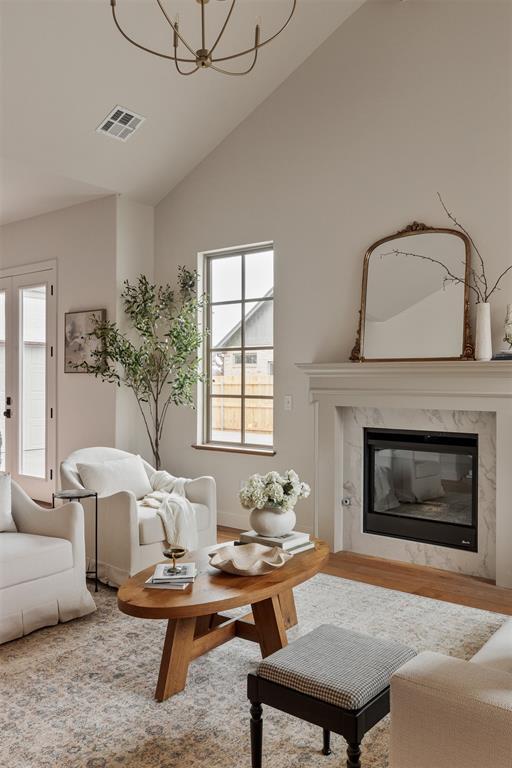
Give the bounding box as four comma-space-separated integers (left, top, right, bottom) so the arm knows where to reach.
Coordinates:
351, 222, 474, 362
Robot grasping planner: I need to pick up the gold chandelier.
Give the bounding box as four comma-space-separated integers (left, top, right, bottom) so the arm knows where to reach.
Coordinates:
110, 0, 297, 76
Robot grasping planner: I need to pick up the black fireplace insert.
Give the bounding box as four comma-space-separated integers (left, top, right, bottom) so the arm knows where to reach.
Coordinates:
363, 428, 478, 551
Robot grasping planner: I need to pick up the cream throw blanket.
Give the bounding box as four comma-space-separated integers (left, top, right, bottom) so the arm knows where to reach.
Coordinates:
139, 470, 198, 550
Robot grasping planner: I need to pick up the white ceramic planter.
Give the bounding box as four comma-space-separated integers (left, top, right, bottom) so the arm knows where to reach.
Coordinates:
249, 506, 296, 537
475, 302, 493, 361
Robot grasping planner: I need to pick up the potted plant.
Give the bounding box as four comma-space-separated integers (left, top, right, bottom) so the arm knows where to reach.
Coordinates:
239, 470, 310, 536
78, 269, 206, 469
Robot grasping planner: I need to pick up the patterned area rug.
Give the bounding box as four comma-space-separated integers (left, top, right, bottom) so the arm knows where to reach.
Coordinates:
1, 575, 507, 768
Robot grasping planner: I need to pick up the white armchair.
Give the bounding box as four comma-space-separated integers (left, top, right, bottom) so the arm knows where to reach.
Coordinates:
0, 480, 96, 644
60, 447, 217, 587
390, 620, 512, 768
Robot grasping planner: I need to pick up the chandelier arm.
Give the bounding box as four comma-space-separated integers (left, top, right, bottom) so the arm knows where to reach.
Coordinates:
208, 0, 237, 58
153, 0, 197, 58
211, 0, 296, 63
175, 60, 200, 76
210, 46, 258, 77
110, 3, 195, 63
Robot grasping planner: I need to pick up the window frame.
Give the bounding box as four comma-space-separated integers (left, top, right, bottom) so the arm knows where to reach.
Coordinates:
202, 243, 274, 452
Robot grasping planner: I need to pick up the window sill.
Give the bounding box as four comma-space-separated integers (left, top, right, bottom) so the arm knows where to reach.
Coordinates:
192, 443, 276, 457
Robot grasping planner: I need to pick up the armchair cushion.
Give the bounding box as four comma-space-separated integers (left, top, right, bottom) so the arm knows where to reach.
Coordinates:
76, 454, 152, 499
0, 532, 73, 589
470, 619, 512, 675
0, 473, 16, 532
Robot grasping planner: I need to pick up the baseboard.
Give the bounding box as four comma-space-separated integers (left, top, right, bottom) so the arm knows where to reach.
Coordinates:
218, 510, 250, 531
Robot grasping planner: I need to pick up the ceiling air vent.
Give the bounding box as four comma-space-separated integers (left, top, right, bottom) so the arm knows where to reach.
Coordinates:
96, 106, 145, 141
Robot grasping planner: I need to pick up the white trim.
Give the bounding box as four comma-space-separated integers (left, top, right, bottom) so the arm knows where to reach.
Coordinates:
0, 259, 57, 279
198, 240, 273, 260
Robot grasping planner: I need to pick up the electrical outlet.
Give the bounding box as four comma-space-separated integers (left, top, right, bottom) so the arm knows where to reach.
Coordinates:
284, 395, 293, 411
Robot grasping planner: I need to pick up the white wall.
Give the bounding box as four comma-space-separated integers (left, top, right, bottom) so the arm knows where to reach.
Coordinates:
115, 196, 155, 458
0, 196, 118, 468
0, 194, 155, 481
154, 0, 512, 530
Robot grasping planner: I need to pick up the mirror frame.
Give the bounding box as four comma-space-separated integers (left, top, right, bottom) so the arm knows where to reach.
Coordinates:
350, 222, 475, 362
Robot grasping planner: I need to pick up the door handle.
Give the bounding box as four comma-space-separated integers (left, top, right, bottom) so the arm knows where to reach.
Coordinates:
3, 409, 11, 419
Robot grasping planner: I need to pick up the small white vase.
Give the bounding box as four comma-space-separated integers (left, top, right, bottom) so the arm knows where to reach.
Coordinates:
249, 506, 296, 537
504, 303, 512, 349
475, 302, 492, 361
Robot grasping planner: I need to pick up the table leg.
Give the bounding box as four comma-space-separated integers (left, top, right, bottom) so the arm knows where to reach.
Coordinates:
278, 589, 298, 629
194, 614, 214, 638
155, 617, 196, 702
251, 595, 288, 658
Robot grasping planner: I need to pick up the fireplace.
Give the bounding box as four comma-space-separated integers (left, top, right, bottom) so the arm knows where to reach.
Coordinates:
363, 428, 478, 551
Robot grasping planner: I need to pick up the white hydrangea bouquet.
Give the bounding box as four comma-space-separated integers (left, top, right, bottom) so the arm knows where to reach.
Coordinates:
239, 470, 311, 536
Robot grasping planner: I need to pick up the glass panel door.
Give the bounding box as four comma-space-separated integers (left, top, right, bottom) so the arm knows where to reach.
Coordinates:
20, 285, 47, 478
0, 284, 7, 472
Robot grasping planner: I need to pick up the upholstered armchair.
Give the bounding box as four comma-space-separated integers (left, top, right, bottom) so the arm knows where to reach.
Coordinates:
390, 620, 512, 767
0, 479, 96, 644
60, 447, 217, 587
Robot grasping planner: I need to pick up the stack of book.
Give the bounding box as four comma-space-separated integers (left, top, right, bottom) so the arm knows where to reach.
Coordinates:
493, 351, 512, 360
145, 562, 197, 590
238, 530, 314, 555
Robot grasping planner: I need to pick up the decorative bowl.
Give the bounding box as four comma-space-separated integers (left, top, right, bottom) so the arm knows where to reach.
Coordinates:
208, 543, 292, 576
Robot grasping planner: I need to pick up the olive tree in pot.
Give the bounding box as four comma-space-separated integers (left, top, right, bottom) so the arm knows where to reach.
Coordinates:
80, 268, 206, 470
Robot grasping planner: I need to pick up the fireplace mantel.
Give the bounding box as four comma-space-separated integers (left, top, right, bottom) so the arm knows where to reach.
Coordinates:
297, 361, 512, 399
298, 360, 512, 588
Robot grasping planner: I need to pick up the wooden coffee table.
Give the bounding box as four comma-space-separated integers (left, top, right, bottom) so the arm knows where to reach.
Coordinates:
118, 539, 329, 701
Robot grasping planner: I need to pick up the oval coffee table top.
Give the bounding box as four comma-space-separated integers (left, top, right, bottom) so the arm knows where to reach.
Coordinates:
118, 540, 329, 620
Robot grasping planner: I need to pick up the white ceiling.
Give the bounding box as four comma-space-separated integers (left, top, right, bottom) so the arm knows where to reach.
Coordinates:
0, 0, 364, 225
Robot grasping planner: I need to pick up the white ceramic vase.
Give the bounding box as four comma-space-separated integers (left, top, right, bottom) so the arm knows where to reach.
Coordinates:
475, 302, 492, 361
249, 506, 296, 537
504, 303, 512, 349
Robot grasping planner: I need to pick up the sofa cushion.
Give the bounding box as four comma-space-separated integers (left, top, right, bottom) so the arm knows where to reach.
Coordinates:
0, 532, 73, 589
77, 454, 152, 500
470, 619, 512, 674
138, 503, 210, 545
0, 473, 16, 533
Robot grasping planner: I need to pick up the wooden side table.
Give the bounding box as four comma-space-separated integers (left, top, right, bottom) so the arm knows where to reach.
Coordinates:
52, 489, 99, 592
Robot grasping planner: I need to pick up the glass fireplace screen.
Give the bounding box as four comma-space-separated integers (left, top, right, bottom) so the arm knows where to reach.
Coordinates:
364, 428, 478, 551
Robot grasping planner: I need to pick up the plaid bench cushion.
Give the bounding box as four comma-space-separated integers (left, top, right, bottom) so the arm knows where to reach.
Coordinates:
257, 624, 416, 710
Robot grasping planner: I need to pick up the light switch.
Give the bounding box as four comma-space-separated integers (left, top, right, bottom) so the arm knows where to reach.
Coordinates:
284, 395, 293, 411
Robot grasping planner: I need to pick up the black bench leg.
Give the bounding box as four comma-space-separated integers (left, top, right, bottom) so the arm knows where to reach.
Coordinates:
346, 742, 361, 768
322, 729, 332, 756
250, 702, 263, 768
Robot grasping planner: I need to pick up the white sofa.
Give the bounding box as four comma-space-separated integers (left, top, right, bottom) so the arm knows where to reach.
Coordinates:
0, 480, 96, 644
390, 619, 512, 767
60, 447, 217, 587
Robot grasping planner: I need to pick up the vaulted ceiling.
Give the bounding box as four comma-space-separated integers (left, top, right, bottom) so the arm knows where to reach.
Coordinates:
0, 0, 364, 225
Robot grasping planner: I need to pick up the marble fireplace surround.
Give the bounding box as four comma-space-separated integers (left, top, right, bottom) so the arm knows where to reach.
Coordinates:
298, 362, 512, 588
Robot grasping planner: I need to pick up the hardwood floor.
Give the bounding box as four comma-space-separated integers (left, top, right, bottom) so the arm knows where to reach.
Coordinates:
217, 526, 512, 616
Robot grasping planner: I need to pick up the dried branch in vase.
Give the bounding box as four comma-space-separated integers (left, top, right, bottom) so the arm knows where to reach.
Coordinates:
383, 194, 512, 304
